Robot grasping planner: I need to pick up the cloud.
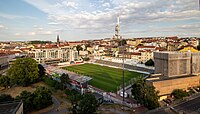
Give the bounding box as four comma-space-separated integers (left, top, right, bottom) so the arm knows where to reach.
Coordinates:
0, 24, 8, 30
28, 32, 36, 36
0, 25, 5, 29
15, 33, 21, 36
48, 22, 60, 25
62, 1, 78, 9
102, 2, 111, 7
38, 31, 52, 35
23, 0, 200, 38
0, 12, 37, 20
15, 30, 53, 36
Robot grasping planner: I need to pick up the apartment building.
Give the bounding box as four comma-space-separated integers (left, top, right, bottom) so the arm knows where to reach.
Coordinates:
30, 44, 79, 64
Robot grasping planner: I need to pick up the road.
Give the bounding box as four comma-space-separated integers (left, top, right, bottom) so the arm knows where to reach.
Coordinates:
173, 95, 200, 114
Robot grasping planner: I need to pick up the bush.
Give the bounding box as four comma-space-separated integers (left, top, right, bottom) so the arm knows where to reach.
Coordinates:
171, 89, 188, 99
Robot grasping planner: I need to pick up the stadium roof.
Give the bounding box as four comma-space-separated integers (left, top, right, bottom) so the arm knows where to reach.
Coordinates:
41, 64, 92, 83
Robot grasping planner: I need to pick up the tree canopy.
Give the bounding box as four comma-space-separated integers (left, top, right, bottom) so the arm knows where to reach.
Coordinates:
42, 77, 62, 90
0, 75, 10, 88
118, 39, 127, 46
131, 77, 160, 109
15, 91, 34, 113
32, 86, 52, 110
29, 40, 52, 44
78, 94, 98, 114
60, 73, 70, 89
15, 86, 52, 113
69, 93, 98, 114
38, 64, 45, 78
145, 59, 154, 66
7, 58, 39, 86
76, 45, 83, 55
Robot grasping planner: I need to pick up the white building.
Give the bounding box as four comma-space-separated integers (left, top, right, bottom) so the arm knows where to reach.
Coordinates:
30, 44, 79, 64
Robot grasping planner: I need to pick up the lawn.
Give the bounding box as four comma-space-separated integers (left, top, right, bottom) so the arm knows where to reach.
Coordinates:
64, 63, 142, 92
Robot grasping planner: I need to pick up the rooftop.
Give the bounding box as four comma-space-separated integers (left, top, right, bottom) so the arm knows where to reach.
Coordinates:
0, 101, 23, 114
42, 64, 92, 83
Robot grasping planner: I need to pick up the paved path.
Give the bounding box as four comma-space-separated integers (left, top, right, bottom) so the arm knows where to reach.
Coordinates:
42, 96, 68, 114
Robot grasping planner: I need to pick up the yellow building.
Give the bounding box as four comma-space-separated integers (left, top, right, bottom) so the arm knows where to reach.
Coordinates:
178, 45, 199, 52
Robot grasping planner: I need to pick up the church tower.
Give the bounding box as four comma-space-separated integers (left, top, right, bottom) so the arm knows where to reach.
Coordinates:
57, 35, 60, 46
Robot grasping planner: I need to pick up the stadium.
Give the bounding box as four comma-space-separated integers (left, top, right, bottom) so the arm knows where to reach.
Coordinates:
63, 63, 143, 92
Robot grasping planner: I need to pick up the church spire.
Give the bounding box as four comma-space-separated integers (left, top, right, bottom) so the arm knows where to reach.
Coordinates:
57, 35, 60, 46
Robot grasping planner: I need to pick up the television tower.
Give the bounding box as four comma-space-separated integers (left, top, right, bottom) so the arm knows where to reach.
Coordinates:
115, 16, 120, 39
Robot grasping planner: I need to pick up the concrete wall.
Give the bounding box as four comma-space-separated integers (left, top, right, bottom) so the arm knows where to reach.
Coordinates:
16, 102, 23, 114
154, 52, 200, 78
149, 75, 200, 96
192, 52, 200, 75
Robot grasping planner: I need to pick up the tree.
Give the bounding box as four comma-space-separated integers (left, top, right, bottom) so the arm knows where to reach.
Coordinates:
171, 89, 188, 99
0, 94, 14, 102
82, 57, 90, 61
69, 93, 98, 114
38, 64, 45, 78
137, 44, 143, 46
15, 91, 34, 113
131, 77, 159, 109
32, 86, 52, 110
0, 75, 10, 88
69, 92, 82, 114
30, 40, 52, 44
118, 39, 127, 46
60, 73, 70, 89
15, 87, 53, 112
78, 94, 98, 114
76, 45, 83, 55
145, 59, 154, 66
42, 77, 62, 89
7, 58, 39, 86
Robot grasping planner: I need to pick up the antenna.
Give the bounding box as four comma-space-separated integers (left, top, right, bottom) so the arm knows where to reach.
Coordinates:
199, 0, 200, 10
117, 16, 120, 26
115, 16, 120, 39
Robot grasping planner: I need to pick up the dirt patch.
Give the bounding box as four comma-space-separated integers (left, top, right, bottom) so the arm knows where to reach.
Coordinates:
29, 105, 54, 114
0, 82, 47, 97
53, 90, 71, 111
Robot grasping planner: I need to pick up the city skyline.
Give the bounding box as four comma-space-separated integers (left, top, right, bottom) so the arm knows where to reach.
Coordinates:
0, 0, 200, 41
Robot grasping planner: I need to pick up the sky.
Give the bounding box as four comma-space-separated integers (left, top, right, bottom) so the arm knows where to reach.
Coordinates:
0, 0, 200, 41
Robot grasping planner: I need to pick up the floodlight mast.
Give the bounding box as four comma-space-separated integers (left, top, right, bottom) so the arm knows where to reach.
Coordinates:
117, 16, 125, 109
122, 38, 125, 109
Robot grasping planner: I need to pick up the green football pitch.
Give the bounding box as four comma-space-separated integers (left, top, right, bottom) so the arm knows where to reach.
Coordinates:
64, 63, 142, 92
